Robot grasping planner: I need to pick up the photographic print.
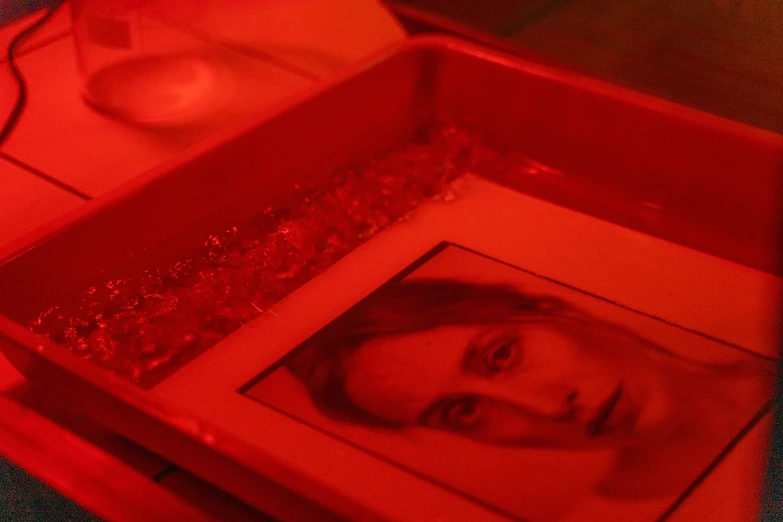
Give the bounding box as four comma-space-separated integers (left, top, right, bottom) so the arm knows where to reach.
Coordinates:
240, 243, 775, 521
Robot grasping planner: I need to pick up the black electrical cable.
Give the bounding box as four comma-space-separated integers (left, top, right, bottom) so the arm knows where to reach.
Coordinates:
0, 1, 65, 148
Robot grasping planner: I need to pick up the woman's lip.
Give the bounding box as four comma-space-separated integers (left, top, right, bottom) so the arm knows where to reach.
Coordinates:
586, 384, 624, 436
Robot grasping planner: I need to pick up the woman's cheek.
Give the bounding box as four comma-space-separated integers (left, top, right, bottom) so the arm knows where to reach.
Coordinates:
628, 383, 680, 443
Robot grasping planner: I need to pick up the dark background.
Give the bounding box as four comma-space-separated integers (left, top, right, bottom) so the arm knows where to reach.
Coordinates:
1, 457, 100, 522
0, 1, 59, 24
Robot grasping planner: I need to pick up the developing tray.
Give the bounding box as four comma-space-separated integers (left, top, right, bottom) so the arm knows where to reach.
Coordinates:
0, 36, 780, 519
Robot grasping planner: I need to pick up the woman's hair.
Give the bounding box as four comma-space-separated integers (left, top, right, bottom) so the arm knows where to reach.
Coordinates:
285, 278, 570, 427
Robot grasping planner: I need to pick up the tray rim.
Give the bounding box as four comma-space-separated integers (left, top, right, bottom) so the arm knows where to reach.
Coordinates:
1, 34, 779, 264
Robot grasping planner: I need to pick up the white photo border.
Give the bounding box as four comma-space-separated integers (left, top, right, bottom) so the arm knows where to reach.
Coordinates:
238, 241, 774, 521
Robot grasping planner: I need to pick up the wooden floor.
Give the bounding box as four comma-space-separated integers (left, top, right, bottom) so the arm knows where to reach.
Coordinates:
513, 0, 783, 133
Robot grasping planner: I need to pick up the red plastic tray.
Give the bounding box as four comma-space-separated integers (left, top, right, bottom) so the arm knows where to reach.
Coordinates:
0, 36, 780, 519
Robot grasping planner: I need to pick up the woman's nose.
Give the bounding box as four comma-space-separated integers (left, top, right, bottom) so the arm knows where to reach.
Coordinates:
487, 381, 579, 419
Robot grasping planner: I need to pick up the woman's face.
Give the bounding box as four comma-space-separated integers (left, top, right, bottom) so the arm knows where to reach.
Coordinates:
342, 318, 684, 449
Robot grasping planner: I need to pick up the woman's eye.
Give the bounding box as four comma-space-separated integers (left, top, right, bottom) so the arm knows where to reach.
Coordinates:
493, 345, 512, 362
442, 396, 483, 429
484, 339, 518, 373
